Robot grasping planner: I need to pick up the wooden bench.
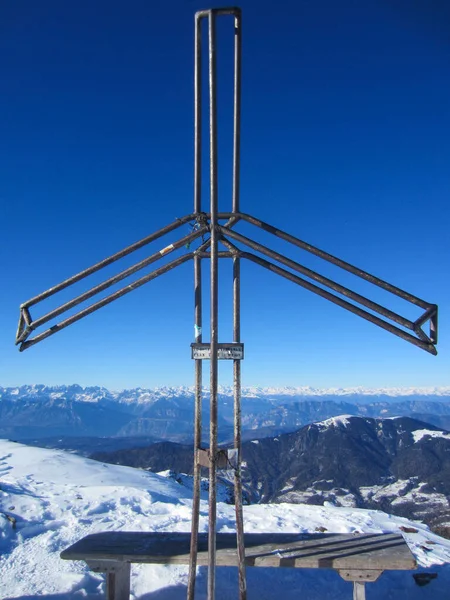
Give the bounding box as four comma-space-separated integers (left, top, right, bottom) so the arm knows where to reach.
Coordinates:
61, 531, 416, 600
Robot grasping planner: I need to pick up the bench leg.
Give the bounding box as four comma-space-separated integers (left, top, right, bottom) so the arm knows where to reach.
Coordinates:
353, 581, 365, 600
338, 569, 382, 600
87, 560, 131, 600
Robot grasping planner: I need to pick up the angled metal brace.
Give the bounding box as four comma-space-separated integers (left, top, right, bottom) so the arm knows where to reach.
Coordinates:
219, 226, 416, 329
23, 213, 197, 310
217, 215, 438, 355
18, 251, 197, 351
246, 250, 435, 354
220, 235, 436, 354
218, 211, 433, 309
16, 222, 209, 350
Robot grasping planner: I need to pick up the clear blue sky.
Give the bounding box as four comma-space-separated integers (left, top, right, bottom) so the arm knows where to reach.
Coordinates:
1, 0, 449, 390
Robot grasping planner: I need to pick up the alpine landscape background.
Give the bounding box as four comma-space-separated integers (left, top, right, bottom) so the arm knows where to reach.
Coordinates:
2, 384, 450, 598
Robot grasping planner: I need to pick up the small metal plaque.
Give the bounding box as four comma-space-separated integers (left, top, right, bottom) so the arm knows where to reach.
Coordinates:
191, 343, 244, 360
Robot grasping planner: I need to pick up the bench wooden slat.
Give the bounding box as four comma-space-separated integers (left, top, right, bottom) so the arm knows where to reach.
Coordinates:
61, 531, 416, 571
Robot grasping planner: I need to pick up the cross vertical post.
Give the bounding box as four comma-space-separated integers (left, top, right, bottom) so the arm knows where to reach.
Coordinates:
188, 255, 203, 600
187, 8, 204, 599
208, 10, 219, 600
233, 254, 247, 598
188, 8, 246, 600
232, 10, 246, 598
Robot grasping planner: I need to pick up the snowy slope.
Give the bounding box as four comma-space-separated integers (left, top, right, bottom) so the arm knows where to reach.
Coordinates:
1, 439, 450, 599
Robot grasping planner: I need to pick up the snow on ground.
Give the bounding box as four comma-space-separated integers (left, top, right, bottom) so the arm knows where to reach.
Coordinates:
360, 480, 449, 511
360, 480, 413, 502
1, 439, 450, 599
315, 415, 353, 429
412, 429, 450, 443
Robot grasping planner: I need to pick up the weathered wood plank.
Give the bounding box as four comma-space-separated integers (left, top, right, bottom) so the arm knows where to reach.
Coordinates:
61, 532, 416, 571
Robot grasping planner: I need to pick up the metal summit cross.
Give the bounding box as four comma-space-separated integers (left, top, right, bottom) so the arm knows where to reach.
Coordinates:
16, 7, 438, 600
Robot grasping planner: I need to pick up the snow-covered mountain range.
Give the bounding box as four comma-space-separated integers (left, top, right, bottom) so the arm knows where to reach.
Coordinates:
3, 384, 450, 403
1, 439, 450, 599
2, 384, 450, 444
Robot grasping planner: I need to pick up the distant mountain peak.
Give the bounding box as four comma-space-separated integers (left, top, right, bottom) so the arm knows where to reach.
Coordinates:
1, 383, 450, 400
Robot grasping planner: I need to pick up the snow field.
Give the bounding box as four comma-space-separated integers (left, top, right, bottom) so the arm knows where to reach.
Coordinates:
1, 439, 450, 599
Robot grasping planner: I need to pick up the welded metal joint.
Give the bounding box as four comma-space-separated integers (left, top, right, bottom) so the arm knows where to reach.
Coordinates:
413, 304, 438, 344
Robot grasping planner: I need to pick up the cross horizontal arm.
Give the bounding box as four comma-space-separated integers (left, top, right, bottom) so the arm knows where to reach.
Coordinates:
15, 214, 241, 348
21, 214, 197, 309
16, 213, 210, 349
220, 234, 436, 355
218, 210, 438, 353
19, 226, 207, 336
238, 249, 436, 355
219, 226, 416, 331
218, 212, 431, 310
18, 251, 196, 351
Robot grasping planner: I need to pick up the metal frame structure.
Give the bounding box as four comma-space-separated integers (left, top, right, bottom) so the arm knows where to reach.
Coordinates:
16, 7, 438, 600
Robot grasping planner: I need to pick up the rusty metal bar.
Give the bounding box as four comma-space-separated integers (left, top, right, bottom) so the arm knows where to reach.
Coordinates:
219, 10, 246, 581
16, 312, 25, 343
194, 11, 202, 215
18, 252, 195, 351
22, 307, 32, 326
188, 254, 203, 600
19, 227, 207, 340
21, 214, 196, 309
197, 251, 233, 258
16, 232, 213, 350
219, 226, 416, 332
218, 212, 432, 310
188, 10, 205, 595
208, 10, 219, 600
240, 250, 437, 355
232, 9, 242, 215
233, 253, 247, 600
430, 311, 438, 345
196, 7, 240, 18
